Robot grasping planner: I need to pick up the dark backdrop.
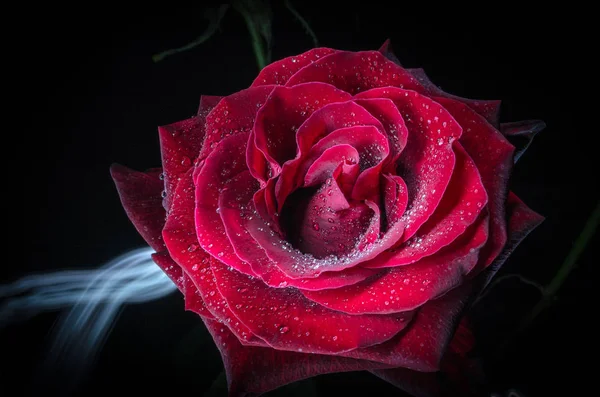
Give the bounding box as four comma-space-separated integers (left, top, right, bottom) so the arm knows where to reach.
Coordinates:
3, 3, 595, 397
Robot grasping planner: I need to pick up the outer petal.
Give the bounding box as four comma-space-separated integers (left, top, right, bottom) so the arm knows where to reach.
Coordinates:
198, 94, 223, 115
210, 257, 413, 355
158, 116, 206, 209
162, 168, 265, 346
477, 191, 545, 284
110, 164, 166, 251
151, 251, 185, 293
197, 85, 275, 162
371, 319, 483, 397
203, 318, 392, 397
435, 97, 515, 270
285, 50, 424, 94
355, 88, 462, 243
302, 213, 489, 314
364, 143, 487, 268
194, 132, 256, 275
343, 282, 474, 371
500, 120, 546, 163
251, 47, 337, 87
409, 68, 502, 128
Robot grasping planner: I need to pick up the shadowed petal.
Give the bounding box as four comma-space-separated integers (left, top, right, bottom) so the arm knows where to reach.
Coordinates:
110, 164, 166, 251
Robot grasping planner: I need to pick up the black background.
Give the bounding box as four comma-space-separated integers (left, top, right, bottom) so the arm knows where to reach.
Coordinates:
2, 3, 596, 396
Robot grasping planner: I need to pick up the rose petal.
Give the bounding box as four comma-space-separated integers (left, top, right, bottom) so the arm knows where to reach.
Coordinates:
302, 213, 489, 314
197, 85, 275, 162
162, 168, 265, 346
500, 120, 546, 163
274, 100, 385, 210
353, 97, 409, 172
281, 178, 373, 258
365, 143, 487, 268
355, 88, 462, 243
194, 132, 256, 275
382, 174, 408, 230
198, 94, 223, 115
285, 50, 423, 95
152, 251, 215, 318
158, 116, 206, 209
303, 144, 360, 187
377, 38, 403, 66
202, 318, 392, 397
245, 197, 404, 279
435, 97, 514, 270
110, 164, 166, 251
476, 191, 544, 284
371, 319, 483, 397
409, 68, 502, 128
209, 257, 413, 354
251, 83, 352, 181
219, 171, 377, 291
251, 47, 337, 87
151, 251, 185, 293
344, 282, 473, 371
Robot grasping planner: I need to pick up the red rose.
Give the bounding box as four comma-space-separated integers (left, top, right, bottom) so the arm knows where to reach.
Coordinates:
111, 41, 544, 396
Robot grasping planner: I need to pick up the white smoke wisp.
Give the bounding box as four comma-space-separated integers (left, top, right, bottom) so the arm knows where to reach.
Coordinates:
0, 247, 177, 391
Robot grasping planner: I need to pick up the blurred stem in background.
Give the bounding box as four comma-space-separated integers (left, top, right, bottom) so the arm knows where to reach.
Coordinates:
152, 0, 317, 70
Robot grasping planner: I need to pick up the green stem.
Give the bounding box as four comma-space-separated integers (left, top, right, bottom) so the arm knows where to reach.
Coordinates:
501, 200, 600, 350
239, 11, 268, 70
152, 5, 229, 63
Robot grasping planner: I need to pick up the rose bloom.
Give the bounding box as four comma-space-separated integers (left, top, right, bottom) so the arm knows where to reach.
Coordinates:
112, 41, 544, 396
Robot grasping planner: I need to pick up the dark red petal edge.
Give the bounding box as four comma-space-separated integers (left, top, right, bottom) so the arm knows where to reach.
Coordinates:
251, 47, 337, 87
370, 192, 543, 396
110, 164, 166, 251
500, 120, 546, 163
203, 318, 392, 397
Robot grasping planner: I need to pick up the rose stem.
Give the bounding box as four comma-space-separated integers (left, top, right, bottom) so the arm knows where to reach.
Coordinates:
499, 200, 599, 353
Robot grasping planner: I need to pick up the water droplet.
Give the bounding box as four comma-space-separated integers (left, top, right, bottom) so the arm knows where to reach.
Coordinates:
279, 326, 290, 334
188, 244, 198, 252
312, 223, 320, 231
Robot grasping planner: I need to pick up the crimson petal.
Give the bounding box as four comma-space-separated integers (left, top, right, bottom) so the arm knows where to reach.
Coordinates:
409, 68, 502, 128
283, 177, 374, 258
365, 143, 487, 268
355, 88, 462, 243
203, 318, 391, 397
274, 100, 384, 210
478, 191, 544, 285
285, 51, 423, 94
382, 174, 408, 229
219, 171, 377, 291
210, 257, 413, 354
354, 97, 409, 172
198, 94, 223, 115
151, 251, 185, 293
152, 251, 214, 319
194, 132, 256, 275
251, 47, 337, 87
197, 85, 275, 162
500, 120, 546, 163
162, 168, 265, 346
303, 213, 489, 315
251, 83, 352, 180
110, 164, 166, 251
158, 116, 206, 209
344, 282, 473, 371
435, 97, 514, 271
